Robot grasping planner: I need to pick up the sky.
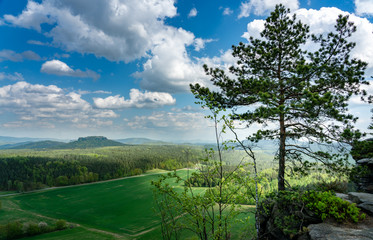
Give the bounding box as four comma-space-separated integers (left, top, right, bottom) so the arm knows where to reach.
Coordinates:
0, 0, 372, 142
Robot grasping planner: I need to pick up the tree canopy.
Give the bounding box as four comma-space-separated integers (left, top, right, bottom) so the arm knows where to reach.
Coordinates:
191, 4, 368, 190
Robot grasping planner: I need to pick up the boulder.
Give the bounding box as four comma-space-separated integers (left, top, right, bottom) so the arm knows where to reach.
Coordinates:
348, 192, 373, 204
308, 223, 373, 240
359, 203, 373, 216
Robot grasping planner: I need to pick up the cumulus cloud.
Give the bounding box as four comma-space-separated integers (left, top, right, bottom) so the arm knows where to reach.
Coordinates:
0, 72, 24, 81
355, 0, 373, 16
133, 27, 208, 93
93, 89, 176, 109
0, 81, 117, 129
188, 8, 198, 18
0, 49, 41, 62
41, 60, 100, 80
194, 38, 215, 51
242, 7, 373, 76
3, 0, 177, 62
3, 0, 210, 93
238, 0, 299, 18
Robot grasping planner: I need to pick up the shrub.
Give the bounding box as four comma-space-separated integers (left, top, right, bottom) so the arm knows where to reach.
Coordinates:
313, 180, 349, 193
55, 219, 67, 230
25, 223, 40, 236
302, 190, 366, 223
258, 190, 366, 239
6, 221, 23, 239
38, 221, 49, 233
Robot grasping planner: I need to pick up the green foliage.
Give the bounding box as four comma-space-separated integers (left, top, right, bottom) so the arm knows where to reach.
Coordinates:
55, 219, 67, 230
302, 190, 366, 223
259, 189, 366, 238
191, 4, 368, 191
350, 139, 373, 160
38, 222, 49, 233
152, 110, 252, 240
25, 223, 41, 236
5, 221, 23, 239
0, 145, 204, 191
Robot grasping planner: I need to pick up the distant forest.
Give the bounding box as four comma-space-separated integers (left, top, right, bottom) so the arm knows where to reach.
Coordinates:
0, 145, 205, 192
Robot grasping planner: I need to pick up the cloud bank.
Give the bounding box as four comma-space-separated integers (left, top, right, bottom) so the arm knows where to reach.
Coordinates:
93, 89, 176, 109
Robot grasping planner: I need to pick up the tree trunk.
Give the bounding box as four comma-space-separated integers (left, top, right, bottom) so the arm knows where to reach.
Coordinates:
278, 115, 286, 191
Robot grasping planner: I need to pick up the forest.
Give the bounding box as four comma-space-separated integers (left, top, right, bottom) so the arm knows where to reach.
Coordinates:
0, 145, 204, 192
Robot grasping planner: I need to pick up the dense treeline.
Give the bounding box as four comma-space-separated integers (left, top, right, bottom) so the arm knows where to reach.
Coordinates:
0, 145, 204, 191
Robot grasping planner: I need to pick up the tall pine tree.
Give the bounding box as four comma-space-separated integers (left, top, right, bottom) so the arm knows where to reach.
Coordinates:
191, 4, 368, 190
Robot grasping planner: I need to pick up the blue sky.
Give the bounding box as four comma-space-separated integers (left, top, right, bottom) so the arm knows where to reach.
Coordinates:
0, 0, 372, 142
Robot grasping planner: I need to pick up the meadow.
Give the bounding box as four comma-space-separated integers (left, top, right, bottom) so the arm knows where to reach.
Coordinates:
0, 169, 254, 239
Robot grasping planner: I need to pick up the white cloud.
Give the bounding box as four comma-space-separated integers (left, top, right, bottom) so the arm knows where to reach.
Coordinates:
242, 7, 373, 77
194, 38, 215, 51
0, 81, 117, 129
127, 111, 209, 130
27, 40, 49, 46
238, 0, 299, 18
134, 27, 208, 93
3, 0, 209, 93
93, 89, 176, 109
3, 0, 177, 63
188, 8, 198, 18
0, 49, 41, 62
0, 72, 24, 81
222, 7, 233, 16
355, 0, 373, 16
41, 60, 100, 80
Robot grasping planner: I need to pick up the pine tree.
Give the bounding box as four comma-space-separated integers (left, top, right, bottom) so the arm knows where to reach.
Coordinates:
191, 4, 368, 190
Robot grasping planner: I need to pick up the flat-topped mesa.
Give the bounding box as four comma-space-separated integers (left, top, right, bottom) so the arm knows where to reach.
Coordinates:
77, 136, 108, 141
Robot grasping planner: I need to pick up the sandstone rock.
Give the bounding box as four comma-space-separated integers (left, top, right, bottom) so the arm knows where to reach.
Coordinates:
359, 202, 373, 216
348, 192, 373, 204
308, 223, 373, 240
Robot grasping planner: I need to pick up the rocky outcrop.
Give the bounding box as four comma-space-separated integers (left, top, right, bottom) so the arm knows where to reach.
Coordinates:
354, 158, 373, 193
258, 192, 373, 240
308, 223, 373, 240
348, 192, 373, 216
351, 139, 373, 193
307, 192, 373, 240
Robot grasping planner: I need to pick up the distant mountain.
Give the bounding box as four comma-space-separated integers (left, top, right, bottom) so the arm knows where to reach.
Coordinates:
63, 136, 124, 148
4, 140, 66, 150
116, 138, 168, 145
0, 136, 63, 145
0, 136, 124, 150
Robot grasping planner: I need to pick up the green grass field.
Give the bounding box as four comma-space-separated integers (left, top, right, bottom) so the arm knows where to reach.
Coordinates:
0, 170, 254, 239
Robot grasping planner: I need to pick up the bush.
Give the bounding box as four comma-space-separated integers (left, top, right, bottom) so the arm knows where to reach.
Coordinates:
313, 179, 349, 193
55, 219, 67, 230
25, 223, 40, 236
38, 221, 49, 233
302, 190, 366, 223
6, 221, 23, 239
258, 190, 366, 239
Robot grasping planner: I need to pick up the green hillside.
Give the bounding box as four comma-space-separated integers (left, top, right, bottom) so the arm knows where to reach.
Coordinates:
10, 140, 66, 149
0, 170, 254, 239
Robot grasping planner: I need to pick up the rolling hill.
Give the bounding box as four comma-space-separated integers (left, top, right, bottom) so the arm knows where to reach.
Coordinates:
0, 136, 125, 149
